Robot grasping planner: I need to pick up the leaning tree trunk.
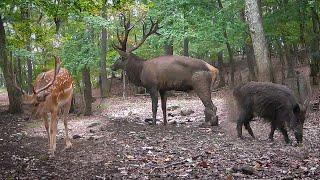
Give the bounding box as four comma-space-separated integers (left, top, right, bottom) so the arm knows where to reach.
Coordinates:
245, 0, 272, 82
82, 66, 92, 116
99, 2, 108, 98
0, 15, 22, 113
284, 44, 295, 78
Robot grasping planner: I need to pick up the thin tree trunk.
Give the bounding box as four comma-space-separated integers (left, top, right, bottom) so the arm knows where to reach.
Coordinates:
310, 5, 320, 85
0, 15, 22, 113
82, 66, 92, 116
245, 0, 272, 82
183, 37, 189, 57
277, 42, 286, 84
245, 40, 258, 81
99, 1, 108, 98
285, 44, 295, 78
217, 51, 226, 87
217, 0, 235, 87
164, 41, 173, 55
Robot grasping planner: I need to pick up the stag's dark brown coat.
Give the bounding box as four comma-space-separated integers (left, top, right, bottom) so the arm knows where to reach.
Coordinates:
233, 81, 306, 144
113, 51, 219, 126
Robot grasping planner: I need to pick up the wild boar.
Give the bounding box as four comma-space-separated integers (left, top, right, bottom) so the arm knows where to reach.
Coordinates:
233, 81, 306, 144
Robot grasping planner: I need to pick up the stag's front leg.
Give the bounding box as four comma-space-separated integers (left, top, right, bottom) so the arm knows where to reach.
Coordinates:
49, 108, 58, 156
192, 72, 218, 126
149, 88, 158, 125
159, 90, 167, 125
62, 101, 72, 150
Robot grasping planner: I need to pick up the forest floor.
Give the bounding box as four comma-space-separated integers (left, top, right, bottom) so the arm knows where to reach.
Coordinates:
0, 89, 320, 179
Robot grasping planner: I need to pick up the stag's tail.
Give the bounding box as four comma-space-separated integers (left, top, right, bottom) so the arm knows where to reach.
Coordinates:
205, 63, 219, 86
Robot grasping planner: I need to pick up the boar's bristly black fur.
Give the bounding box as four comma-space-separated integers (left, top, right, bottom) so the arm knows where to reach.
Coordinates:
233, 81, 306, 144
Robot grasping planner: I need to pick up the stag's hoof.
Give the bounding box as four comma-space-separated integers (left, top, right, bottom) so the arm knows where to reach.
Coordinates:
48, 150, 55, 158
210, 115, 219, 126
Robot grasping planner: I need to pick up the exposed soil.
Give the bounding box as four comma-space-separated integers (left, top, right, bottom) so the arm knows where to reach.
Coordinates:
0, 88, 320, 180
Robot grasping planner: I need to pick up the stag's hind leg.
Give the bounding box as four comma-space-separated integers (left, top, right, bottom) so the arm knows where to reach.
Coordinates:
49, 108, 58, 156
159, 90, 167, 125
192, 72, 218, 126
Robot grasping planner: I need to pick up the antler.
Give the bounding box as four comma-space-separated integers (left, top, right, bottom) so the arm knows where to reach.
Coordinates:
34, 56, 61, 94
113, 12, 161, 53
12, 73, 26, 94
127, 17, 161, 52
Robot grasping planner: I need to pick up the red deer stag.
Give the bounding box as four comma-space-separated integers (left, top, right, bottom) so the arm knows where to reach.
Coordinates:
14, 56, 73, 156
112, 15, 219, 126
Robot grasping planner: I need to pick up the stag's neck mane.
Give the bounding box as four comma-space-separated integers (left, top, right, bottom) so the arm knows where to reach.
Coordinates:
125, 53, 145, 86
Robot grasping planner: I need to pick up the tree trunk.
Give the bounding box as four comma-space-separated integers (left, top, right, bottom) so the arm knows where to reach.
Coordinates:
0, 15, 22, 113
245, 0, 272, 82
99, 2, 108, 98
245, 40, 258, 81
82, 66, 92, 116
285, 44, 295, 78
164, 41, 173, 55
217, 0, 235, 87
277, 42, 286, 84
21, 5, 33, 93
217, 51, 226, 87
183, 37, 189, 57
310, 6, 320, 85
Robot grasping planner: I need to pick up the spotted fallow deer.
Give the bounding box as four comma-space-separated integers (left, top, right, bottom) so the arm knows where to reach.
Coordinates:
15, 56, 73, 156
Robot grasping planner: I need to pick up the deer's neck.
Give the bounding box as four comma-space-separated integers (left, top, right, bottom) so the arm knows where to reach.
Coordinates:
125, 58, 144, 86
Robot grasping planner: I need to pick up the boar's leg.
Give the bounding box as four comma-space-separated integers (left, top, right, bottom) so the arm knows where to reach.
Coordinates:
279, 126, 291, 144
237, 111, 252, 139
159, 90, 167, 125
192, 72, 218, 126
244, 122, 255, 138
268, 122, 276, 141
149, 88, 159, 125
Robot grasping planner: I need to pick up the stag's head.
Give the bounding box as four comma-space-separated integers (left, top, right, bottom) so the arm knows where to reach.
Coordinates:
112, 50, 129, 71
111, 14, 160, 71
14, 56, 61, 105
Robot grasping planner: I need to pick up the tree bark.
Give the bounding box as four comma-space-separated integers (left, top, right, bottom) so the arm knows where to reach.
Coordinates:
82, 66, 92, 116
99, 2, 108, 98
310, 5, 320, 85
164, 41, 173, 55
0, 15, 22, 113
217, 51, 226, 87
245, 0, 272, 82
245, 40, 258, 81
277, 42, 286, 84
285, 44, 295, 78
183, 37, 189, 57
217, 0, 235, 87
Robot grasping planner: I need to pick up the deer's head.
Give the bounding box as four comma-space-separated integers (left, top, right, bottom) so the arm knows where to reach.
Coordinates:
14, 56, 61, 105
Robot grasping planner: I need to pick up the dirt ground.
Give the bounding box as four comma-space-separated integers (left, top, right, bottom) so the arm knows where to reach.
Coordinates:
0, 89, 320, 180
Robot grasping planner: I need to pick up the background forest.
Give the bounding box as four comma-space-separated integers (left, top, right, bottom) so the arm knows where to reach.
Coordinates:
0, 0, 319, 114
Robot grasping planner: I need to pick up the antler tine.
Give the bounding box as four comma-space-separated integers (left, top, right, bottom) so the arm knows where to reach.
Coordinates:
127, 18, 161, 53
34, 56, 61, 94
12, 73, 26, 94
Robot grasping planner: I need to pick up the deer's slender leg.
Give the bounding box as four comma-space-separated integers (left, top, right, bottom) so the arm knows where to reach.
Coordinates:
192, 72, 218, 126
159, 90, 167, 125
149, 88, 158, 125
49, 108, 58, 156
42, 113, 50, 146
62, 99, 72, 149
